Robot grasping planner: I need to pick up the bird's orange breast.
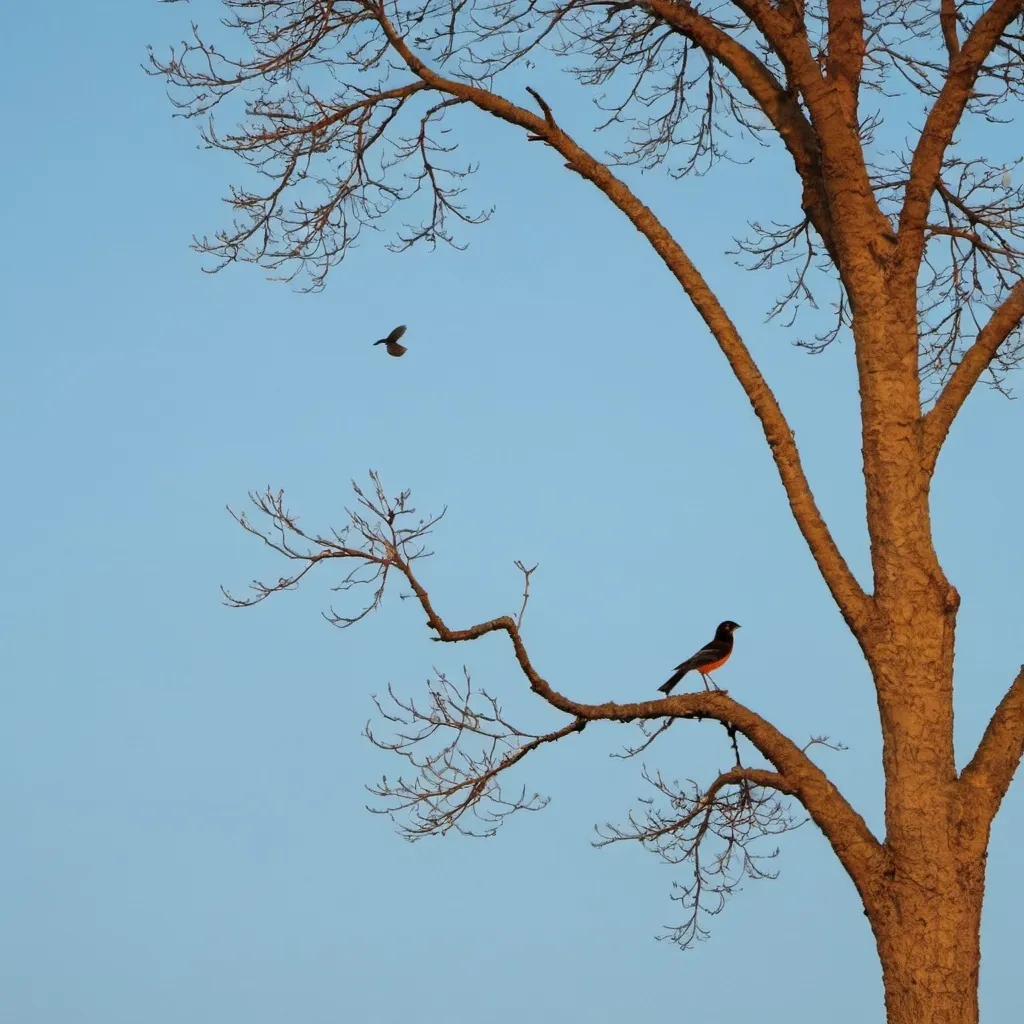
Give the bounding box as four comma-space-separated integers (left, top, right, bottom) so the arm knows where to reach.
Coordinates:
696, 654, 731, 674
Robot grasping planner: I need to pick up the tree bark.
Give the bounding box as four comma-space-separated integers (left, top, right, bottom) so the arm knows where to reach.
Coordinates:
872, 857, 985, 1024
866, 617, 980, 1024
846, 297, 985, 1023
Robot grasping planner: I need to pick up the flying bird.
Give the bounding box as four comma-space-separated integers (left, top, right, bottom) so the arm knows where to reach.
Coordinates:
374, 324, 408, 357
658, 620, 741, 694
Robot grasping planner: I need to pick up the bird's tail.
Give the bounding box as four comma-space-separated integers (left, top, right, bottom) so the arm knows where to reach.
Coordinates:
658, 667, 687, 695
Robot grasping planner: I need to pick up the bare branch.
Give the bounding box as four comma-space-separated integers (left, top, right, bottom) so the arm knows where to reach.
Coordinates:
923, 277, 1024, 470
959, 666, 1024, 832
513, 560, 538, 629
525, 86, 557, 128
940, 0, 962, 62
803, 734, 849, 754
897, 0, 1024, 275
221, 472, 445, 628
366, 668, 586, 839
726, 0, 818, 92
364, 645, 804, 945
869, 154, 1024, 388
596, 764, 798, 947
612, 717, 678, 760
224, 474, 887, 897
635, 0, 836, 256
723, 0, 884, 250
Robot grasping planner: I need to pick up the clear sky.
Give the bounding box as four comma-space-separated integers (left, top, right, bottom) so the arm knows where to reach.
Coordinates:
1, 4, 1022, 1023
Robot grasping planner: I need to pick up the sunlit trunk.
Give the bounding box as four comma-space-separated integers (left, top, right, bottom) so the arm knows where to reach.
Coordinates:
848, 299, 982, 1022
873, 859, 985, 1024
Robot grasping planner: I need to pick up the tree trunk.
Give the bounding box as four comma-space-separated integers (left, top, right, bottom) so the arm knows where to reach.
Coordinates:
849, 287, 982, 1024
865, 583, 987, 1024
865, 590, 978, 1024
873, 863, 985, 1024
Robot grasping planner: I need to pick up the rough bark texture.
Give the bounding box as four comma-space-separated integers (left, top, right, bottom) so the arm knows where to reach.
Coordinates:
875, 877, 984, 1024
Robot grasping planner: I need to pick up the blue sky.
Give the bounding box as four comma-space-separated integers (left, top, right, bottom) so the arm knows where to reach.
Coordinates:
1, 3, 1022, 1022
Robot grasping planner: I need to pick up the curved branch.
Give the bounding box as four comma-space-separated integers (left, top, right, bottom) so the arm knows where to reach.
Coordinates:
959, 666, 1024, 832
923, 277, 1024, 471
404, 564, 885, 895
597, 766, 795, 853
226, 474, 886, 895
705, 766, 790, 794
379, 18, 874, 638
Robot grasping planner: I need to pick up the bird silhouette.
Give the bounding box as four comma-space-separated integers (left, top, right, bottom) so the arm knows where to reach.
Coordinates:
658, 620, 741, 694
374, 324, 408, 357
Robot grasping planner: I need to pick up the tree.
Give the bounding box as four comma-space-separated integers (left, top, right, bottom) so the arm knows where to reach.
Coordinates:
151, 1, 1024, 1021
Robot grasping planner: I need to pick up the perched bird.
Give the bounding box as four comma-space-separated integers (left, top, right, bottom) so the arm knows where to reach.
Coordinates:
374, 324, 408, 357
658, 620, 741, 694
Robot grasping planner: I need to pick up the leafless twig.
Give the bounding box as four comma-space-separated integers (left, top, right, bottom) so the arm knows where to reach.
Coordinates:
596, 763, 801, 947
513, 560, 538, 629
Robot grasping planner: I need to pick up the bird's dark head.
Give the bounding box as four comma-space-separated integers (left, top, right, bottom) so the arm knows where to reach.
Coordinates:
717, 620, 741, 636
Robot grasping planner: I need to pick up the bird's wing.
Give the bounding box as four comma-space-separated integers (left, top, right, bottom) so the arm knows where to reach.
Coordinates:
678, 639, 729, 672
386, 324, 408, 344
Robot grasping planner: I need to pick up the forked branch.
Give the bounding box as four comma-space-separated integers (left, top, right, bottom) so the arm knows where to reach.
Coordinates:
366, 669, 586, 839
222, 472, 445, 627
225, 475, 887, 905
596, 763, 798, 946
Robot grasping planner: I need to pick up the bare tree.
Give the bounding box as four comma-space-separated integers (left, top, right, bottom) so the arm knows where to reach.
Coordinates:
152, 1, 1024, 1021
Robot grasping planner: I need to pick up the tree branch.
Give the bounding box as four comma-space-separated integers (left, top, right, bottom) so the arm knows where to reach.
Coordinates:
940, 0, 962, 63
366, 670, 588, 839
922, 277, 1024, 471
422, 588, 888, 901
726, 0, 892, 298
897, 0, 1024, 273
227, 475, 885, 895
597, 765, 795, 850
726, 0, 818, 88
826, 0, 867, 125
959, 666, 1024, 830
378, 16, 874, 637
595, 763, 798, 946
639, 0, 836, 258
